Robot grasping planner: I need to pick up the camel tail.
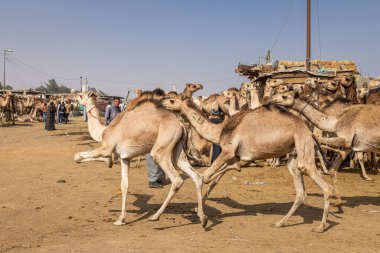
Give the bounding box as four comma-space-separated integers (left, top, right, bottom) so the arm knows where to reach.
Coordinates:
312, 134, 330, 168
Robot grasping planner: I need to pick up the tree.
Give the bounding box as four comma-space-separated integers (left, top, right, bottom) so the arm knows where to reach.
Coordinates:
0, 82, 13, 90
36, 79, 71, 93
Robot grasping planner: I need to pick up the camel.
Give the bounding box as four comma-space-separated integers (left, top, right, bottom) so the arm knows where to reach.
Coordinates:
75, 92, 106, 142
74, 99, 207, 227
0, 91, 15, 125
181, 83, 203, 99
321, 97, 378, 181
163, 97, 333, 232
268, 92, 380, 204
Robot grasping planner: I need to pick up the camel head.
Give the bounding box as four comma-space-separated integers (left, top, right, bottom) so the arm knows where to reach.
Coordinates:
320, 80, 338, 92
338, 75, 354, 87
185, 83, 203, 93
267, 91, 296, 107
75, 91, 98, 106
291, 83, 304, 94
222, 87, 239, 99
162, 96, 184, 112
305, 78, 317, 89
134, 88, 142, 96
167, 91, 180, 100
357, 86, 369, 99
276, 84, 289, 94
267, 79, 284, 88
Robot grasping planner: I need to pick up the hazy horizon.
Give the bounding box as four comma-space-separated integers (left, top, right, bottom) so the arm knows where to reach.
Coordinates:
1, 0, 379, 97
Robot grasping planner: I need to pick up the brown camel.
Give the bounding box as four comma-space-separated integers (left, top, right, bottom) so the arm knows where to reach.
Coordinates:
163, 98, 333, 232
181, 83, 203, 99
74, 99, 207, 227
269, 92, 380, 204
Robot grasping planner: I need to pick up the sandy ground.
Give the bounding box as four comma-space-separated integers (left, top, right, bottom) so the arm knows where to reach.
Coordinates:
0, 117, 379, 253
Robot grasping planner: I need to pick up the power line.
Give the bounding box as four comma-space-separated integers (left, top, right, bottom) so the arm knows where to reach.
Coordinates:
271, 0, 295, 52
8, 55, 78, 81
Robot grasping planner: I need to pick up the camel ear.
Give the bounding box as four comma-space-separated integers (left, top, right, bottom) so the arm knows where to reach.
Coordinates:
88, 91, 98, 98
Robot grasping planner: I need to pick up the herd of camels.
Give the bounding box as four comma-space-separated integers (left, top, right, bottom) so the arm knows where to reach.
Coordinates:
2, 75, 379, 233
70, 76, 380, 234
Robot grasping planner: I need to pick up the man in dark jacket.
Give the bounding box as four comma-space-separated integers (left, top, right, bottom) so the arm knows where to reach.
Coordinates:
104, 98, 121, 126
45, 99, 56, 131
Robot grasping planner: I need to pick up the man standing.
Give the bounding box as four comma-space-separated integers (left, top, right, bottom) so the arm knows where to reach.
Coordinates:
45, 99, 56, 131
104, 98, 121, 126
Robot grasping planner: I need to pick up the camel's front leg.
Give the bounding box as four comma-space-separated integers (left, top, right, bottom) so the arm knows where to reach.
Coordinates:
318, 136, 348, 149
114, 159, 130, 225
203, 149, 238, 184
74, 148, 112, 167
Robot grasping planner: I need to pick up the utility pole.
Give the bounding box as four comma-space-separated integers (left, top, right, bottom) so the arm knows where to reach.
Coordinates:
306, 0, 311, 71
80, 76, 83, 92
3, 49, 13, 94
85, 76, 88, 92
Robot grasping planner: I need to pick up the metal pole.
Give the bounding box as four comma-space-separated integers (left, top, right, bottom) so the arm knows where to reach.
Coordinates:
306, 0, 311, 71
80, 76, 83, 92
3, 50, 6, 94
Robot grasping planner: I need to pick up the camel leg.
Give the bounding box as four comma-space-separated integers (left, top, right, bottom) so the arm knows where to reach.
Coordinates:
370, 152, 379, 174
114, 159, 130, 225
316, 148, 329, 174
176, 149, 208, 227
74, 148, 112, 167
308, 168, 333, 233
148, 152, 183, 222
318, 137, 348, 149
272, 156, 307, 228
202, 162, 240, 203
203, 148, 238, 184
357, 152, 373, 181
328, 150, 349, 206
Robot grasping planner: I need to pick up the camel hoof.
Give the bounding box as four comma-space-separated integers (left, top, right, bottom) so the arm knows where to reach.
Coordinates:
74, 153, 81, 163
364, 177, 374, 181
113, 220, 125, 226
332, 201, 342, 207
311, 223, 329, 233
200, 215, 209, 228
148, 215, 159, 222
107, 156, 113, 168
271, 222, 283, 228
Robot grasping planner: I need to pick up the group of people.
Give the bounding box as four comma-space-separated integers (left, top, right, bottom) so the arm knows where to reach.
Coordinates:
44, 100, 73, 131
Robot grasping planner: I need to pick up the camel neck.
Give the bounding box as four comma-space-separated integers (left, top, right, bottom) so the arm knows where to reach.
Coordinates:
86, 103, 106, 142
181, 102, 223, 144
293, 99, 337, 132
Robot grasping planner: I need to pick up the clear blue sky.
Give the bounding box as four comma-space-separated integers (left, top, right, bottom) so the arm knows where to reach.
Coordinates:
1, 0, 379, 96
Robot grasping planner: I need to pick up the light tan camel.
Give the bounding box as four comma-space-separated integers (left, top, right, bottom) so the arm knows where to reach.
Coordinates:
163, 98, 333, 232
321, 97, 378, 181
269, 92, 380, 204
74, 99, 207, 227
75, 92, 106, 142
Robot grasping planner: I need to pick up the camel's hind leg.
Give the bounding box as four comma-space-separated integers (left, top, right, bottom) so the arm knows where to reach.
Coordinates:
148, 152, 183, 222
176, 148, 208, 227
272, 156, 306, 228
356, 152, 373, 181
114, 159, 130, 225
148, 128, 184, 221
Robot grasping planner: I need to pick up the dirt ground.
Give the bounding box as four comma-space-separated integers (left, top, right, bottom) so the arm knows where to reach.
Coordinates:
0, 117, 379, 253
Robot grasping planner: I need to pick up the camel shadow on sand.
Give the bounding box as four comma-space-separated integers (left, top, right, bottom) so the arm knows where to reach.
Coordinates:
108, 193, 366, 231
